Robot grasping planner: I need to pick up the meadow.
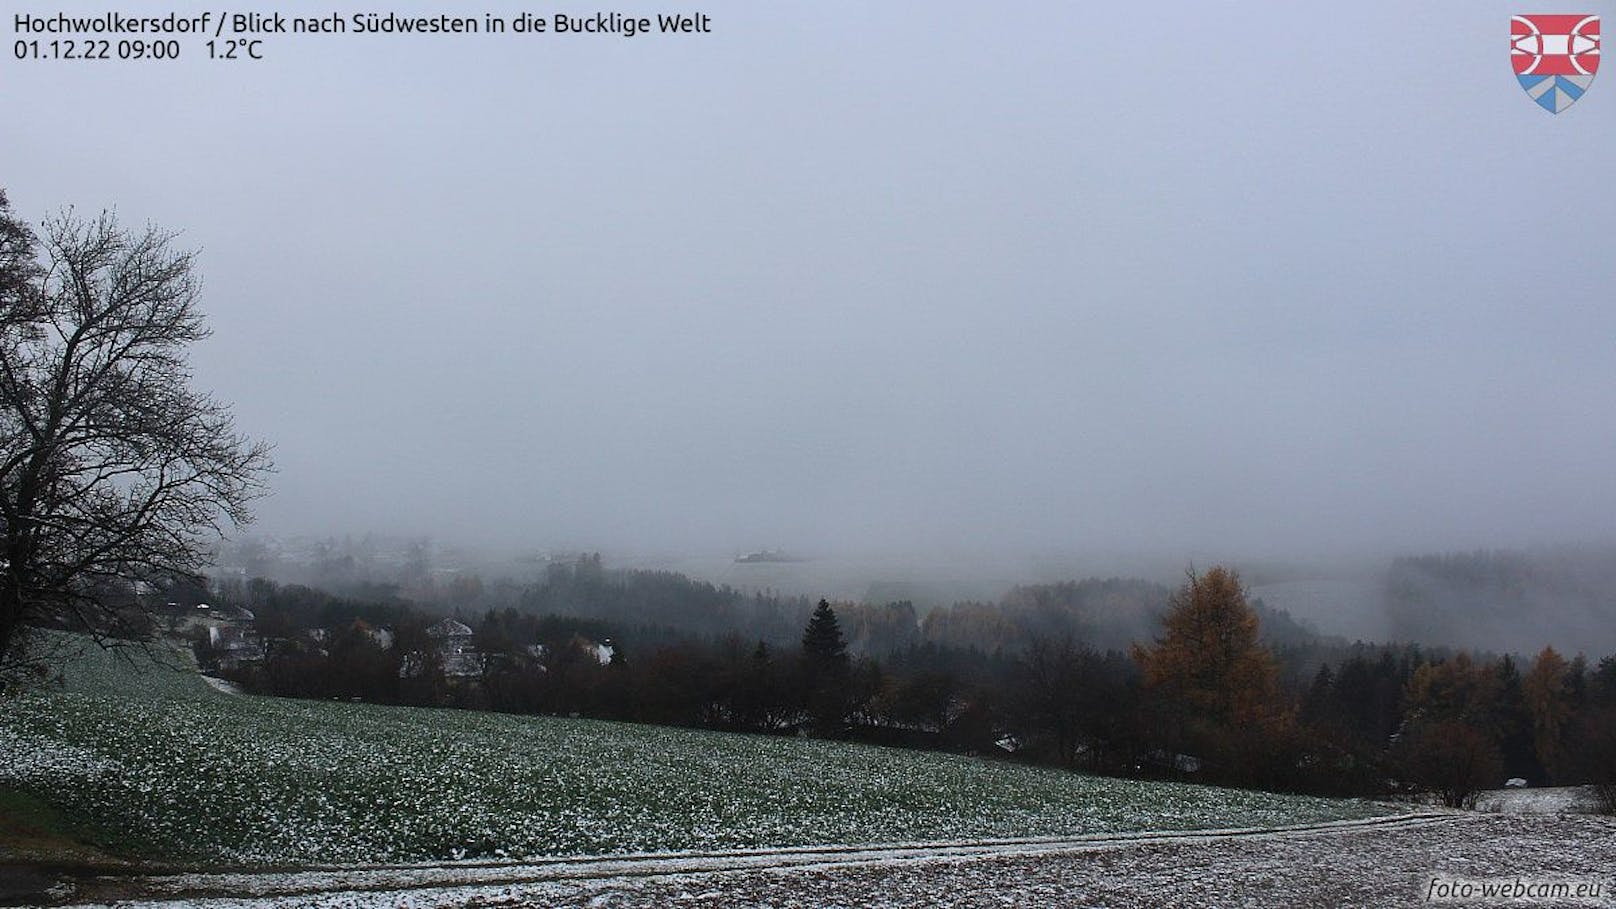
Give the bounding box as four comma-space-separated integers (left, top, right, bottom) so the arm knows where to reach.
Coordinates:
0, 636, 1399, 867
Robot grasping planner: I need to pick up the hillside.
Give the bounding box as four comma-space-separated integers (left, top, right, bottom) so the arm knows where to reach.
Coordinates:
0, 636, 1398, 868
25, 631, 215, 699
1384, 550, 1616, 656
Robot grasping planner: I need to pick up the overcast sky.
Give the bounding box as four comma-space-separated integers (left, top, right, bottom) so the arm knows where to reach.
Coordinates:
6, 0, 1615, 562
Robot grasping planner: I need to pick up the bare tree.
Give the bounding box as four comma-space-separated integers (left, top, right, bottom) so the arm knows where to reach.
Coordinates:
1018, 635, 1091, 767
0, 197, 271, 678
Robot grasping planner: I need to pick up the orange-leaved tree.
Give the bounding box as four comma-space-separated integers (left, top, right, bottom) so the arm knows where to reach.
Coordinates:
1134, 566, 1280, 725
1523, 646, 1574, 782
1133, 566, 1291, 783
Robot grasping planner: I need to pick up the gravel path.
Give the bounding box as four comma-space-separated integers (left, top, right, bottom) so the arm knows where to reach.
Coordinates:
67, 812, 1616, 908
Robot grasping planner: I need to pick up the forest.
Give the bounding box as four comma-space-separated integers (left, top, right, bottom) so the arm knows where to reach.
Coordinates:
169, 557, 1616, 812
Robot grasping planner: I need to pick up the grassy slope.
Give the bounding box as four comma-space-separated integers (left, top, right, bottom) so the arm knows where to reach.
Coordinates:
34, 629, 214, 699
0, 632, 211, 867
0, 634, 1400, 868
0, 786, 128, 868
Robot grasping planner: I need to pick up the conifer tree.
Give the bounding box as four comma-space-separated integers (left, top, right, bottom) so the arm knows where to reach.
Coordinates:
802, 599, 848, 669
801, 599, 850, 734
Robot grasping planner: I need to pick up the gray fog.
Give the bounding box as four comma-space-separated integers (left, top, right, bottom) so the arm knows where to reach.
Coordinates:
7, 0, 1615, 574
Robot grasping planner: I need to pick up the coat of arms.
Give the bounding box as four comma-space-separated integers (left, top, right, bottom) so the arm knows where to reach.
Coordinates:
1512, 15, 1600, 113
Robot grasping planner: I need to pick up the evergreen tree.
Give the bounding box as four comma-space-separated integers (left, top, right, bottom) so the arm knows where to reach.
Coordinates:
1333, 656, 1381, 744
1301, 663, 1336, 730
1492, 654, 1543, 783
1592, 657, 1616, 707
801, 599, 850, 735
802, 599, 848, 669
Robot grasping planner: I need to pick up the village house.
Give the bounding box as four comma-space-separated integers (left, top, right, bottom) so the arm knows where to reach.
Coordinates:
170, 603, 265, 671
400, 617, 484, 679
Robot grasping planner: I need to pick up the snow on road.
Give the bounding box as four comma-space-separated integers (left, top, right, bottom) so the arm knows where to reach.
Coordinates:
67, 811, 1616, 908
1475, 786, 1603, 815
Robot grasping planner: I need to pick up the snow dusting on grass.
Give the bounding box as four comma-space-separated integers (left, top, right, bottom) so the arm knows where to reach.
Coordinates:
0, 643, 1399, 867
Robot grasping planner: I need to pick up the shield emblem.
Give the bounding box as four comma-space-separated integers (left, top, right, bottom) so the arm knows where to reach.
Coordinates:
1512, 14, 1600, 113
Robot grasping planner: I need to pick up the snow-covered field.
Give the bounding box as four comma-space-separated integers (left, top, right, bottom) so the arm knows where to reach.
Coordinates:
0, 680, 1395, 867
1475, 785, 1604, 815
55, 813, 1616, 908
12, 637, 1599, 907
463, 813, 1614, 909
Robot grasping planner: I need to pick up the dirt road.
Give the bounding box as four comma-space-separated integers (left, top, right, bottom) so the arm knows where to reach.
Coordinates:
58, 812, 1616, 908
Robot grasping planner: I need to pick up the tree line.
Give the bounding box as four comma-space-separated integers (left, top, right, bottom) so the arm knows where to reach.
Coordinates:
210, 565, 1616, 809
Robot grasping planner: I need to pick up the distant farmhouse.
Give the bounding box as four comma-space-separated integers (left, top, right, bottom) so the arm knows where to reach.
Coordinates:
401, 617, 484, 680
167, 603, 265, 671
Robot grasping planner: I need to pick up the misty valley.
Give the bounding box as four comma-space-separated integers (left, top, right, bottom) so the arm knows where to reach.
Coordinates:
6, 0, 1616, 902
